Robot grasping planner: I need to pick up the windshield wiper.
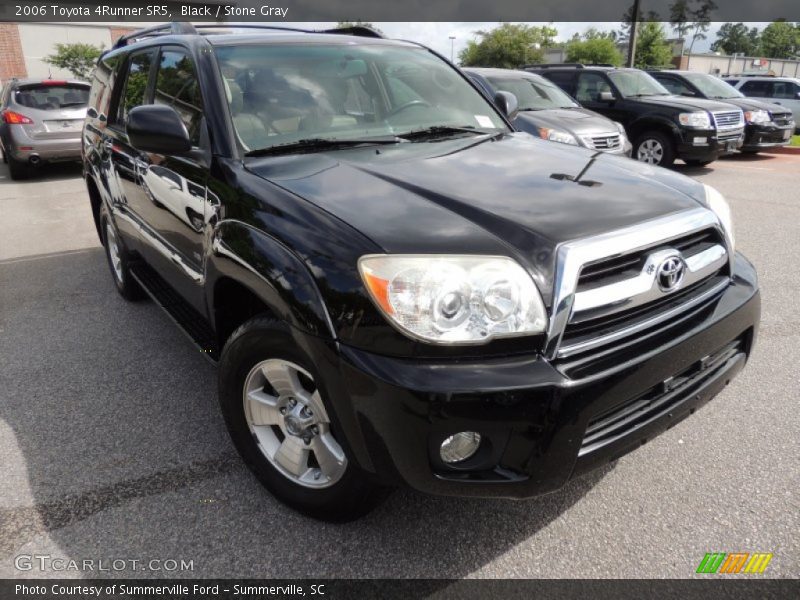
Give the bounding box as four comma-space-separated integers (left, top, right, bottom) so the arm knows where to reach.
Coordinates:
244, 136, 402, 157
396, 125, 489, 141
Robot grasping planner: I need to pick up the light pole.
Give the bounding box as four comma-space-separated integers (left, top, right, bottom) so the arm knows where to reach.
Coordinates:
449, 36, 456, 63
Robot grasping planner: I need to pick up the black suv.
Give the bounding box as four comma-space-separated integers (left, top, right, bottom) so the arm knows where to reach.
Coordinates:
82, 24, 760, 521
526, 64, 746, 167
648, 70, 796, 153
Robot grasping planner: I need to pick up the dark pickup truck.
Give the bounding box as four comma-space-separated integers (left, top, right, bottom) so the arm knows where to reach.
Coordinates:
525, 64, 746, 167
82, 23, 760, 521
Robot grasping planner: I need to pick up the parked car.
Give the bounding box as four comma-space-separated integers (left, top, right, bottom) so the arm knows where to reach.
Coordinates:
649, 70, 795, 153
463, 68, 631, 155
723, 76, 800, 133
0, 78, 90, 179
525, 64, 745, 167
83, 23, 759, 521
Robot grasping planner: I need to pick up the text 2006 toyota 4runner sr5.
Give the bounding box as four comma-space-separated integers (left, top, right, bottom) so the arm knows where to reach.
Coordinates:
82, 23, 760, 521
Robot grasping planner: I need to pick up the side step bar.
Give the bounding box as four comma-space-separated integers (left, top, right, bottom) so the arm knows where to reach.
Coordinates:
129, 262, 219, 363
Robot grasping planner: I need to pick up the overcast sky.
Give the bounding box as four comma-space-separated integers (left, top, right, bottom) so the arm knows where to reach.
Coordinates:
282, 22, 771, 61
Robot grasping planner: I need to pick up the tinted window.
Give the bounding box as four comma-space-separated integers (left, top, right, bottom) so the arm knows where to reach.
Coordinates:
117, 50, 155, 126
740, 80, 771, 96
541, 71, 575, 94
154, 49, 204, 144
575, 72, 613, 103
88, 53, 121, 118
607, 70, 670, 97
770, 81, 799, 99
13, 83, 89, 110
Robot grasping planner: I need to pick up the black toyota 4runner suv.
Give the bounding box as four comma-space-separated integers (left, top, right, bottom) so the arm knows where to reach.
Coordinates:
82, 24, 760, 521
526, 64, 745, 167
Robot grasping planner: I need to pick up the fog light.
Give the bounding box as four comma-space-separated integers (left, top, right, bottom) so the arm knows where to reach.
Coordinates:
440, 432, 481, 464
693, 137, 707, 146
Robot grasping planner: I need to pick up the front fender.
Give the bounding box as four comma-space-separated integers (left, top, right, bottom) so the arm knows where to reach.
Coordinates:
629, 115, 682, 141
206, 219, 335, 339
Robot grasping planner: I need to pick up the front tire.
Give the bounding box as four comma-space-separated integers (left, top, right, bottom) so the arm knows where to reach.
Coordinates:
218, 317, 389, 521
633, 131, 675, 167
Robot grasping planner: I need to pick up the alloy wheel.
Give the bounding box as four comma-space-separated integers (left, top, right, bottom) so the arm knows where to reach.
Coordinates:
636, 138, 664, 165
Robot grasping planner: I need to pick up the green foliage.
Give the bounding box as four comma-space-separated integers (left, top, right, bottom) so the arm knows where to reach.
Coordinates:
634, 22, 673, 68
711, 22, 762, 56
43, 43, 103, 80
565, 37, 623, 66
759, 20, 800, 59
335, 21, 382, 35
459, 23, 558, 68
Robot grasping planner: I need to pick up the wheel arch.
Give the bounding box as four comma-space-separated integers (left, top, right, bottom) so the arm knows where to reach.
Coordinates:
628, 117, 681, 144
207, 220, 336, 350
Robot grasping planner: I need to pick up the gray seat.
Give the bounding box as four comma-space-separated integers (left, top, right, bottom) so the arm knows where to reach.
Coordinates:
225, 79, 269, 151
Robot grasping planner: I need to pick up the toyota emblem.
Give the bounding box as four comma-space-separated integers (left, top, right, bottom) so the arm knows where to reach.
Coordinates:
657, 256, 685, 292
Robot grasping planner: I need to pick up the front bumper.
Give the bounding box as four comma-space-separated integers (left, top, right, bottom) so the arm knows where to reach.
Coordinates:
741, 121, 795, 151
6, 126, 81, 162
676, 127, 744, 161
312, 254, 759, 498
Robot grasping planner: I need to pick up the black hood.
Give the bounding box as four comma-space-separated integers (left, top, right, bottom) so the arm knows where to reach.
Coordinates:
246, 133, 707, 296
635, 94, 744, 113
707, 96, 793, 116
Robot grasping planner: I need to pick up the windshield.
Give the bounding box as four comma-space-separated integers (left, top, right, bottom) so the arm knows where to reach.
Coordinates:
485, 74, 578, 110
13, 83, 89, 110
214, 43, 509, 152
682, 73, 744, 99
608, 71, 670, 97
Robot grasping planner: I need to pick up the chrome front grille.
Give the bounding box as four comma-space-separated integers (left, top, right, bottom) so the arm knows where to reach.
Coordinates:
545, 210, 732, 366
584, 133, 622, 151
713, 110, 744, 129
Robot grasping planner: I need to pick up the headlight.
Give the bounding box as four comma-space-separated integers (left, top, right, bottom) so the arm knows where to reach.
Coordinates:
679, 112, 711, 128
744, 109, 770, 124
613, 121, 627, 136
358, 255, 547, 344
703, 184, 735, 252
539, 128, 578, 145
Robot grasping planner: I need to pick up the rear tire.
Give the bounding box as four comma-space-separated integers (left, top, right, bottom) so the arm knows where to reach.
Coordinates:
218, 316, 390, 522
7, 155, 28, 180
101, 212, 145, 301
633, 131, 675, 168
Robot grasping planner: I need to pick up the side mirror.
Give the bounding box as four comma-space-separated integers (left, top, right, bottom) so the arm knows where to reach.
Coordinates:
599, 91, 616, 102
494, 90, 519, 121
127, 105, 191, 154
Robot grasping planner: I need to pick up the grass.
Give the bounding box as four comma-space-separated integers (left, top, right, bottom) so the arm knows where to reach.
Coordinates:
791, 135, 800, 147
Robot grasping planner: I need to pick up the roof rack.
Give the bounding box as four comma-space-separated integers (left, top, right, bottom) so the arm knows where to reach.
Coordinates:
112, 21, 385, 49
522, 63, 619, 70
113, 22, 196, 49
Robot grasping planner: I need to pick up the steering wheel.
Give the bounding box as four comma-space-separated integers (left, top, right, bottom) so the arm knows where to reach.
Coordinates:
387, 100, 431, 117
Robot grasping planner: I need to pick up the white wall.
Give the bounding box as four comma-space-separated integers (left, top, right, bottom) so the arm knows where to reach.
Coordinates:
17, 24, 112, 79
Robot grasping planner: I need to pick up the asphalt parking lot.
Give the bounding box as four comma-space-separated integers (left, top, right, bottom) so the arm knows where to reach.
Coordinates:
0, 153, 798, 580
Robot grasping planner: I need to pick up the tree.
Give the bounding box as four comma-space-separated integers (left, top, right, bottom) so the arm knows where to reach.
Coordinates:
669, 0, 717, 55
43, 43, 104, 80
634, 22, 673, 68
566, 37, 623, 66
669, 0, 693, 41
711, 22, 761, 56
685, 0, 717, 55
759, 20, 800, 59
459, 23, 558, 68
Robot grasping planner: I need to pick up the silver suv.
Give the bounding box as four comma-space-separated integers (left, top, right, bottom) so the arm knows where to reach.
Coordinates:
0, 78, 90, 179
724, 76, 800, 133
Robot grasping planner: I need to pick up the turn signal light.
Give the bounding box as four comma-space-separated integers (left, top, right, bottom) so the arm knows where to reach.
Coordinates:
2, 110, 33, 125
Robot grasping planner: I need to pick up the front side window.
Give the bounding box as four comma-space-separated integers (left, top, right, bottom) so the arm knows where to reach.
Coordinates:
740, 80, 770, 96
653, 76, 691, 96
13, 83, 89, 110
154, 49, 204, 144
607, 70, 670, 98
117, 50, 155, 127
214, 43, 509, 152
770, 81, 799, 99
486, 75, 579, 110
575, 72, 613, 103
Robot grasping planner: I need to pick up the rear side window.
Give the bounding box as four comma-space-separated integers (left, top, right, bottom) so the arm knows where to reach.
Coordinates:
153, 49, 204, 145
13, 83, 89, 110
725, 79, 739, 86
117, 49, 156, 127
540, 71, 575, 95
